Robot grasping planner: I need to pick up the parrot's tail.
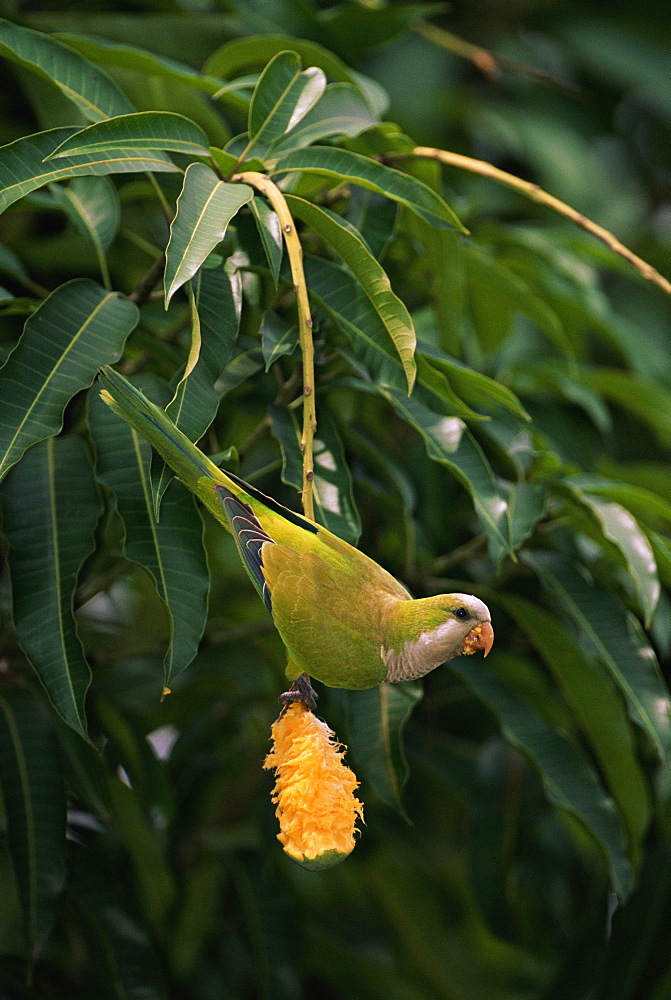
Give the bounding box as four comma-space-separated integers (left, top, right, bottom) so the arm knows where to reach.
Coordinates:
98, 366, 233, 520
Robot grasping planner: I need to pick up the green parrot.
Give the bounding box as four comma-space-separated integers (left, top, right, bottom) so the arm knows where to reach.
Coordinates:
98, 366, 493, 690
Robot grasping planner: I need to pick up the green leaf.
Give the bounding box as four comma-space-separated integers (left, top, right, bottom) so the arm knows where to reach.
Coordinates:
450, 657, 632, 898
464, 243, 575, 358
164, 163, 253, 304
269, 82, 378, 155
270, 404, 361, 545
261, 311, 298, 370
338, 682, 422, 816
304, 256, 480, 420
492, 480, 546, 564
68, 842, 167, 1000
286, 195, 417, 392
0, 18, 134, 122
88, 384, 209, 689
526, 554, 671, 765
0, 278, 138, 482
0, 127, 178, 214
55, 32, 229, 97
249, 196, 283, 286
214, 346, 263, 397
205, 33, 363, 90
0, 243, 32, 286
46, 111, 211, 160
418, 341, 531, 421
49, 176, 120, 288
380, 388, 515, 560
501, 596, 651, 860
563, 480, 660, 626
1, 437, 101, 737
248, 50, 326, 147
0, 691, 66, 950
273, 146, 465, 231
582, 369, 671, 449
152, 266, 241, 511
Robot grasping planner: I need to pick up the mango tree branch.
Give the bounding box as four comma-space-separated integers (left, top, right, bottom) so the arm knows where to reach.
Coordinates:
232, 171, 317, 519
410, 146, 671, 298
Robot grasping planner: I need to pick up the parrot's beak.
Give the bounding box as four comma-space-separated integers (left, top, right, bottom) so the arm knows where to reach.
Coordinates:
460, 621, 494, 657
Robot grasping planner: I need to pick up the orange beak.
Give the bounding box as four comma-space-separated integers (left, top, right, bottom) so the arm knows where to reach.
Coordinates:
460, 621, 494, 657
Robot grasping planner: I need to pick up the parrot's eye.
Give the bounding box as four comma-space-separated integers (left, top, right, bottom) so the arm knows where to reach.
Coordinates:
454, 607, 471, 621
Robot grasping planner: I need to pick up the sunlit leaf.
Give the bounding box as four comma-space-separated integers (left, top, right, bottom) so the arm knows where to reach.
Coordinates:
164, 163, 253, 303
563, 480, 660, 625
270, 82, 378, 155
0, 279, 138, 482
46, 111, 211, 159
0, 692, 66, 950
248, 50, 325, 147
286, 195, 417, 392
273, 146, 464, 230
0, 127, 178, 214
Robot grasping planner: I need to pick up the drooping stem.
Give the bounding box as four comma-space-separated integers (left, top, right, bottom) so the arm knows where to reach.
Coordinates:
408, 147, 671, 298
232, 171, 317, 519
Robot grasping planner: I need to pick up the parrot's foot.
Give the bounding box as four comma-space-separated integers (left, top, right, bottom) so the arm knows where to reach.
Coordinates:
279, 673, 319, 712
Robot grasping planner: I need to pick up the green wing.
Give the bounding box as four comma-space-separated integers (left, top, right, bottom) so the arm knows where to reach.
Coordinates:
261, 544, 388, 689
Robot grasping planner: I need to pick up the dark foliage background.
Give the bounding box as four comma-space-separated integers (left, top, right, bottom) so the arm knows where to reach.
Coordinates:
0, 1, 670, 998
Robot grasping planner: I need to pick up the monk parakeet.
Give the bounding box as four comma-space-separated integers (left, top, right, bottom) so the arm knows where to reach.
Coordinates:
98, 367, 493, 690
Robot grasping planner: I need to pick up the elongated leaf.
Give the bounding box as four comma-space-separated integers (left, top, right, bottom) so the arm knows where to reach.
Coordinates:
502, 596, 650, 858
571, 474, 671, 529
273, 146, 464, 230
249, 196, 283, 285
491, 480, 546, 564
206, 33, 360, 88
69, 842, 167, 1000
88, 385, 209, 689
261, 311, 298, 369
418, 341, 531, 421
0, 279, 138, 482
49, 176, 120, 287
286, 195, 416, 392
214, 346, 263, 396
526, 554, 671, 764
2, 437, 101, 737
0, 18, 134, 122
0, 692, 66, 950
152, 266, 240, 511
0, 127, 178, 214
583, 369, 671, 449
164, 164, 253, 303
270, 404, 361, 545
563, 481, 660, 625
464, 243, 574, 358
450, 658, 632, 897
56, 32, 228, 97
248, 50, 325, 147
381, 388, 514, 559
269, 82, 377, 155
304, 256, 481, 420
46, 111, 211, 160
338, 682, 422, 815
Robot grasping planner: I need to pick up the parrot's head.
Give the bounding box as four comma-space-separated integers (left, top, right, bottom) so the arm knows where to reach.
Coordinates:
442, 593, 494, 658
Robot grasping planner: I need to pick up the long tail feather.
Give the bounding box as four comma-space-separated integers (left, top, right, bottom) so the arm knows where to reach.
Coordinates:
98, 365, 233, 527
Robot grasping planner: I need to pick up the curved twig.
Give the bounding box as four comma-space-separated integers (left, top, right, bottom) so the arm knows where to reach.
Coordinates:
410, 146, 671, 298
232, 171, 317, 519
